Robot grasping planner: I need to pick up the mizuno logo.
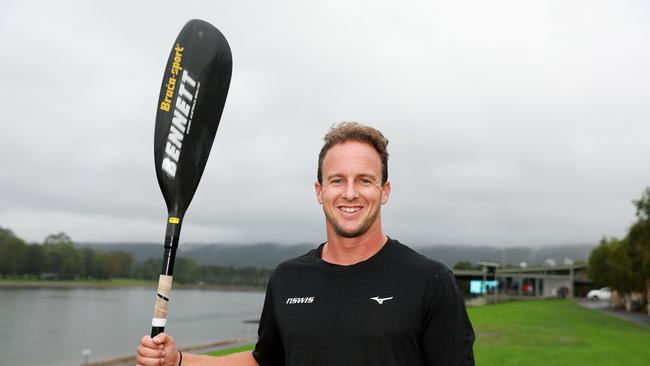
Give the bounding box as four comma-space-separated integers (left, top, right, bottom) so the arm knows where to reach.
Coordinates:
286, 297, 315, 304
370, 296, 394, 304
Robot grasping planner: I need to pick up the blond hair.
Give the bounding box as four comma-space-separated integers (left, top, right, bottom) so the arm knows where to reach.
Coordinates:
317, 122, 389, 184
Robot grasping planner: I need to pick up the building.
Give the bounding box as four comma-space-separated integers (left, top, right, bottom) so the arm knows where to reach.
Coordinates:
453, 262, 591, 301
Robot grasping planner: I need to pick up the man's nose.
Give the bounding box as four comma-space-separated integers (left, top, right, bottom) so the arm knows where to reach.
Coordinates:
343, 181, 359, 200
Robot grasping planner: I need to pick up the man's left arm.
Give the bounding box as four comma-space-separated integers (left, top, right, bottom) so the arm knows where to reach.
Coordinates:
421, 271, 476, 366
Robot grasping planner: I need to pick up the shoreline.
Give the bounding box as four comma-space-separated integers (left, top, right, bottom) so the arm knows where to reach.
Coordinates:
83, 338, 256, 366
0, 279, 265, 292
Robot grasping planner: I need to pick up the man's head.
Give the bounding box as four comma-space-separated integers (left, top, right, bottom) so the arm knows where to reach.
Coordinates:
315, 122, 391, 239
317, 122, 389, 186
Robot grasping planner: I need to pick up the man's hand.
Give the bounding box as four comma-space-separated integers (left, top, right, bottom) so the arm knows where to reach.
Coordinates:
136, 333, 179, 366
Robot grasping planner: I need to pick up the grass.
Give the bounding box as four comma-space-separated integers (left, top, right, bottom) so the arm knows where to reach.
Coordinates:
205, 344, 255, 357
206, 299, 650, 365
469, 299, 650, 366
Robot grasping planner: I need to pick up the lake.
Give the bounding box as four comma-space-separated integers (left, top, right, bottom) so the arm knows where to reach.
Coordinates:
0, 287, 265, 366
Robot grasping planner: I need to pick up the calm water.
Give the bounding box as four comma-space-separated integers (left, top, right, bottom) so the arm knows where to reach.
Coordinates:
0, 287, 265, 366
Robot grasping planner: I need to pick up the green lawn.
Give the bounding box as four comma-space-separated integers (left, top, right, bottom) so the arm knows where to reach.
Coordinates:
207, 299, 650, 365
469, 299, 650, 366
205, 344, 255, 357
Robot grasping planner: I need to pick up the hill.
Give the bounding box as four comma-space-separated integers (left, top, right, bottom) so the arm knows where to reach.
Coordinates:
80, 242, 594, 269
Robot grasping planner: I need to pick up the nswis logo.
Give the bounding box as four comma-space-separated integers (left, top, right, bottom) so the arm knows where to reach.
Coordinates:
286, 297, 315, 305
159, 43, 200, 178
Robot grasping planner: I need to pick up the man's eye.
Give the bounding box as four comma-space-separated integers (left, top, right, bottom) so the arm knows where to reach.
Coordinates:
330, 179, 343, 184
360, 179, 372, 184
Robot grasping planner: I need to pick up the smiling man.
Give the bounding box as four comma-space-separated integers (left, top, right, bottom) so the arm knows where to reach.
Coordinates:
315, 133, 391, 264
137, 122, 475, 366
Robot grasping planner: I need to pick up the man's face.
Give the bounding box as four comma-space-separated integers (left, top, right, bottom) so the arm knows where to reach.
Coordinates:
315, 141, 390, 238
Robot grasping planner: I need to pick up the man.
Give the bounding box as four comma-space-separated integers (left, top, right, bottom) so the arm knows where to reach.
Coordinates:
137, 122, 475, 366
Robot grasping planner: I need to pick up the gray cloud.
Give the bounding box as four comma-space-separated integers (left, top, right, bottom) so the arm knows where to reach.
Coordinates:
1, 0, 649, 247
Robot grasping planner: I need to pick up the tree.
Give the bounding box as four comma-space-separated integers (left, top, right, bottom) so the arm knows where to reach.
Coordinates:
79, 248, 96, 279
630, 187, 650, 306
174, 257, 198, 283
607, 238, 642, 295
588, 237, 615, 287
134, 258, 160, 280
92, 252, 112, 280
41, 233, 81, 277
633, 187, 650, 220
0, 227, 27, 276
110, 250, 135, 278
589, 188, 650, 309
44, 232, 73, 245
25, 244, 45, 276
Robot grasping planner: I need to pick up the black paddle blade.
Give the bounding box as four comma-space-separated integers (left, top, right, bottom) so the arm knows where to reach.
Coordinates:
154, 19, 232, 218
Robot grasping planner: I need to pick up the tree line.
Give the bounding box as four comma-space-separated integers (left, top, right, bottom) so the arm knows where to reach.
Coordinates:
588, 187, 650, 309
0, 229, 271, 287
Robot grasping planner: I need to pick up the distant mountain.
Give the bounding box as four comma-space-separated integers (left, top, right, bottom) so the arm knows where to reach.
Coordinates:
183, 243, 314, 268
80, 242, 595, 269
416, 244, 594, 268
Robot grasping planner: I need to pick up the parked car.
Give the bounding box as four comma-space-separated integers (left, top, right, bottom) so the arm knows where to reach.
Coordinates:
587, 287, 612, 301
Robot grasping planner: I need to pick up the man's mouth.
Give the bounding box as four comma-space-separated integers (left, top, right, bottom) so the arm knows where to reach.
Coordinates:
339, 206, 362, 214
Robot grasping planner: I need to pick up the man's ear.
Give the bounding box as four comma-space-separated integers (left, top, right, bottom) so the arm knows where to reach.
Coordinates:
381, 180, 391, 204
315, 181, 323, 205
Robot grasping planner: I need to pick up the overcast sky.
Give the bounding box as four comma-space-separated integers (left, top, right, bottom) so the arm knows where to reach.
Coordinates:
1, 0, 649, 247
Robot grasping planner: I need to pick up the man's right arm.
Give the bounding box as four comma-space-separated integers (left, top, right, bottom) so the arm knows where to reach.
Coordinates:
136, 333, 259, 366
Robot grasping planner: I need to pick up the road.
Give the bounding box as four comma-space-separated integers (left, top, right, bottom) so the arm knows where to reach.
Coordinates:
576, 298, 650, 329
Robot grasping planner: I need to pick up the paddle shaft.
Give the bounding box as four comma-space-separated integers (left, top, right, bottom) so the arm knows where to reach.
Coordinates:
151, 218, 182, 337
